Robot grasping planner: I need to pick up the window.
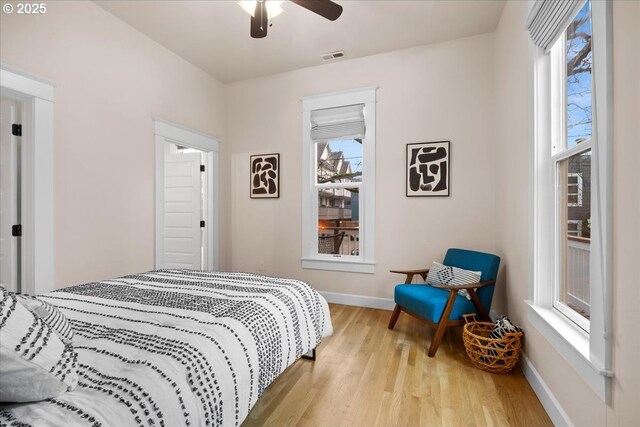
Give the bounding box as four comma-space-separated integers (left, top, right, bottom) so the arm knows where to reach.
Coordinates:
566, 220, 582, 237
317, 139, 361, 256
567, 173, 583, 207
301, 87, 377, 273
527, 0, 612, 401
548, 2, 595, 332
546, 1, 594, 331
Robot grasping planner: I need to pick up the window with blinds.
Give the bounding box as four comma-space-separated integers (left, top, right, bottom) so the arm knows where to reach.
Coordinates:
527, 0, 613, 400
301, 87, 376, 273
310, 104, 365, 142
526, 0, 584, 51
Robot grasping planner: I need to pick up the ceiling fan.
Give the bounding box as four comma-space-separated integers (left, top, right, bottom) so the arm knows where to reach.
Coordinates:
241, 0, 343, 39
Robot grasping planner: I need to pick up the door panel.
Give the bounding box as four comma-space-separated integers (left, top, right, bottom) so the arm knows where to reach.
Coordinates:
163, 152, 202, 270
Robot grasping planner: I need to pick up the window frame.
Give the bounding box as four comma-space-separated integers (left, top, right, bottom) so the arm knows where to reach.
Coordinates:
552, 145, 591, 333
300, 87, 377, 273
527, 0, 612, 402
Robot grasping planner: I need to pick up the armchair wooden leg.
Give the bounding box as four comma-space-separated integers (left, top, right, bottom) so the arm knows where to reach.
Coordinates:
428, 290, 458, 357
468, 289, 491, 321
388, 304, 402, 329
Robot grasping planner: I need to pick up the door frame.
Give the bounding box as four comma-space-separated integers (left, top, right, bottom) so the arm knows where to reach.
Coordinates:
154, 118, 219, 271
0, 98, 21, 291
0, 64, 55, 295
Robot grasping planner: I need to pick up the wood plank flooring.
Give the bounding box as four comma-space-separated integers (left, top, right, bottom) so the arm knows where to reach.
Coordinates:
243, 304, 553, 427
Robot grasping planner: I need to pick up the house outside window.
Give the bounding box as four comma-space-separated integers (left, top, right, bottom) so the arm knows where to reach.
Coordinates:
527, 0, 612, 401
317, 140, 361, 256
301, 87, 377, 273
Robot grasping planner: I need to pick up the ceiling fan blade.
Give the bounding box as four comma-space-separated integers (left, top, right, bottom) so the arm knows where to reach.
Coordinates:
290, 0, 343, 21
250, 1, 268, 38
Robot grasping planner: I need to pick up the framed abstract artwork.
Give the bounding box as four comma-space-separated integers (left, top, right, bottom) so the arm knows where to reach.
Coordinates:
250, 153, 280, 198
406, 141, 450, 197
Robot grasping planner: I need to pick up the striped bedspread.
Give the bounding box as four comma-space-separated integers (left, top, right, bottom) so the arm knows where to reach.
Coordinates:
0, 270, 332, 427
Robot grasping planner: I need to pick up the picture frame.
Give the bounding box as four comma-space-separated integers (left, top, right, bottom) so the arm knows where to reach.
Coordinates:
250, 153, 280, 199
406, 141, 450, 197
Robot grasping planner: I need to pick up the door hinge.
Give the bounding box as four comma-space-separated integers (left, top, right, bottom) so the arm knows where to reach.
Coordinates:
200, 220, 205, 228
200, 165, 205, 172
12, 124, 22, 137
12, 224, 22, 237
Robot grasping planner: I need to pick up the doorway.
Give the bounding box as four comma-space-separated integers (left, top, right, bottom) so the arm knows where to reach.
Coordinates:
0, 65, 55, 296
154, 119, 219, 271
163, 143, 208, 269
0, 98, 22, 292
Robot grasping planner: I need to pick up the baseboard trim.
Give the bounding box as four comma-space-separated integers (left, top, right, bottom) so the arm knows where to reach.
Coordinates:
320, 291, 395, 311
521, 354, 573, 427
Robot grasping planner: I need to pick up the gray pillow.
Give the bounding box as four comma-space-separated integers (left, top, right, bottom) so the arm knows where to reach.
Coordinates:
0, 288, 78, 402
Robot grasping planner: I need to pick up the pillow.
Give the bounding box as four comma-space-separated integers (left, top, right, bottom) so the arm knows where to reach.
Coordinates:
426, 261, 482, 300
15, 294, 74, 344
0, 288, 78, 402
490, 315, 523, 340
486, 315, 523, 361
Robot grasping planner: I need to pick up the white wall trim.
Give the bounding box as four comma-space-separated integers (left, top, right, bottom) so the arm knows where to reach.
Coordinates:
0, 64, 55, 102
153, 118, 220, 153
320, 291, 394, 311
526, 301, 611, 401
302, 258, 375, 274
154, 119, 219, 271
300, 85, 378, 110
521, 354, 574, 427
0, 65, 55, 295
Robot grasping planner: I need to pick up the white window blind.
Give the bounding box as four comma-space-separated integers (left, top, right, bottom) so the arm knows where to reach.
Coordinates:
526, 0, 584, 51
310, 103, 365, 142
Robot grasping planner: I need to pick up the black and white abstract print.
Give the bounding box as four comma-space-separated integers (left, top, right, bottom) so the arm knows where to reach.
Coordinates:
250, 153, 279, 198
0, 270, 332, 427
406, 141, 450, 197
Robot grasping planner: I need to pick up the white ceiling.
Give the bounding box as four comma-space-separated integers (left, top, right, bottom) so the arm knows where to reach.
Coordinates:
96, 0, 506, 84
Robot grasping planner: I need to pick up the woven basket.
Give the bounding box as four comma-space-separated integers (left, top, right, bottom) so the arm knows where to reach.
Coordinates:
462, 313, 523, 374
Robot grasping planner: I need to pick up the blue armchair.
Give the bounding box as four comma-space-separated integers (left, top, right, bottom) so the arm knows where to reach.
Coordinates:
388, 248, 501, 357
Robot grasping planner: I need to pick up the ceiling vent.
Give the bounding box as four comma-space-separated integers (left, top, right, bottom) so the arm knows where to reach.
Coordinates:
321, 50, 345, 61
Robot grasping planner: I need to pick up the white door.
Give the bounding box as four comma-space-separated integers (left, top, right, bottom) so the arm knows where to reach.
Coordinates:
0, 99, 20, 291
163, 152, 203, 269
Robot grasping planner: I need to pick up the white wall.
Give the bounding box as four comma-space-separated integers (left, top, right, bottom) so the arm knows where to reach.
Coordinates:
226, 34, 499, 300
0, 1, 229, 287
494, 1, 640, 426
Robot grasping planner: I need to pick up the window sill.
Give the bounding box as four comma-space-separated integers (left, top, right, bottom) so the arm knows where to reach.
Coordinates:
525, 300, 612, 401
301, 257, 375, 274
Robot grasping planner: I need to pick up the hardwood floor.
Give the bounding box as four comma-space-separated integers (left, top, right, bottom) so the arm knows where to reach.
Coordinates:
243, 304, 553, 427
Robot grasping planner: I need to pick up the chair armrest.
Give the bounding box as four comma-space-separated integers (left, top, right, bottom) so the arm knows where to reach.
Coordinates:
390, 269, 429, 284
390, 269, 430, 275
429, 280, 495, 291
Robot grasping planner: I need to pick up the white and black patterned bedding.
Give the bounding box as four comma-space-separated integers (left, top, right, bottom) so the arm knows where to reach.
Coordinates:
0, 270, 332, 427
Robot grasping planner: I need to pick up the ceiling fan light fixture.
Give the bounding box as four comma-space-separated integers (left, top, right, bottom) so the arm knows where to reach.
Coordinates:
239, 1, 284, 20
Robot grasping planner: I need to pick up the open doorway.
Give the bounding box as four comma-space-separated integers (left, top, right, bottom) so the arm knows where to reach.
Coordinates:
154, 119, 219, 271
0, 65, 55, 295
163, 143, 209, 269
0, 98, 22, 292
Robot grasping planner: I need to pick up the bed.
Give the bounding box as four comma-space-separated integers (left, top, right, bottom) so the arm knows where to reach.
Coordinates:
0, 269, 332, 426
